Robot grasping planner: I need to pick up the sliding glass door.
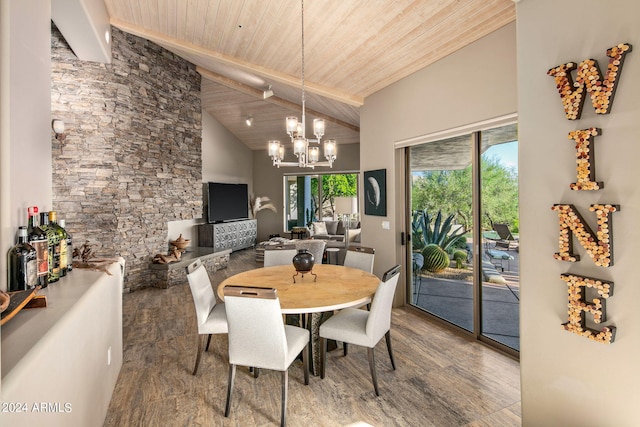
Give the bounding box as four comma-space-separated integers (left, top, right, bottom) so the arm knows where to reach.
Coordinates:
409, 134, 474, 332
407, 123, 519, 353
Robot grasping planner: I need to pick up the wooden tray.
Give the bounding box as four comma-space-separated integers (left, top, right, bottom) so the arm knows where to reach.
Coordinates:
1, 289, 47, 326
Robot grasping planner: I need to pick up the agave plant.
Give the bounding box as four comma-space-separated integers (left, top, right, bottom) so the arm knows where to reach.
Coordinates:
412, 209, 466, 253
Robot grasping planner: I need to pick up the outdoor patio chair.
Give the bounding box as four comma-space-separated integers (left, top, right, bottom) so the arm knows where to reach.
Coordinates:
492, 223, 519, 252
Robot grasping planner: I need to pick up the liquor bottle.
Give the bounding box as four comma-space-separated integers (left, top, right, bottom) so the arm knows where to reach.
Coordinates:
49, 211, 68, 277
8, 226, 38, 291
27, 206, 49, 288
40, 211, 60, 284
59, 219, 72, 273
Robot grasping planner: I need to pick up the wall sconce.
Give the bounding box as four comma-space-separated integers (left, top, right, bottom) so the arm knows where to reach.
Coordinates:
52, 119, 66, 141
245, 116, 254, 127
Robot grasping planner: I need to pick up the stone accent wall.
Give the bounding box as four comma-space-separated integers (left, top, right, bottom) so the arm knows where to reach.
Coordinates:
51, 25, 203, 291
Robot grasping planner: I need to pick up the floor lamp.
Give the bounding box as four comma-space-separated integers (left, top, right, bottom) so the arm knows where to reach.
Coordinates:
335, 197, 358, 248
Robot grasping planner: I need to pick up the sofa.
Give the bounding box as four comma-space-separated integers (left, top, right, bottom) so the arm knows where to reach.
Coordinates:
309, 219, 361, 244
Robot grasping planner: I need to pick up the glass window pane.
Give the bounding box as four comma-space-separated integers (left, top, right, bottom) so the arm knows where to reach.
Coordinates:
409, 134, 474, 332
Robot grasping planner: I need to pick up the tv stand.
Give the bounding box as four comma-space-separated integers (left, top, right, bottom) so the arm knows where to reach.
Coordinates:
198, 219, 257, 252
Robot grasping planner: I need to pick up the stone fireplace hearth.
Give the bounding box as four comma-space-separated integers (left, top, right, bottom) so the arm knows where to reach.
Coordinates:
149, 248, 230, 289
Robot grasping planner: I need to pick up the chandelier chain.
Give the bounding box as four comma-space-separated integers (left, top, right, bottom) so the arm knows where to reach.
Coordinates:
301, 0, 306, 133
266, 0, 336, 169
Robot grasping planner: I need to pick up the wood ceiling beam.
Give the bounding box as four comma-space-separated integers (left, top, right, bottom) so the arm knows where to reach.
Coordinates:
197, 67, 360, 133
110, 18, 364, 107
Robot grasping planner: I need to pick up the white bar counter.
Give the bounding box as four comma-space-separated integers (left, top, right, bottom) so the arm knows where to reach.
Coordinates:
1, 258, 125, 427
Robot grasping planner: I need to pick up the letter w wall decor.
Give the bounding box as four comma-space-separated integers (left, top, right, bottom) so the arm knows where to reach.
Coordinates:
547, 43, 632, 120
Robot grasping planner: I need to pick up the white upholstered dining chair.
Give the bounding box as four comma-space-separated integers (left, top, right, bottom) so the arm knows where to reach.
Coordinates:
343, 245, 375, 273
185, 259, 228, 375
319, 264, 401, 396
295, 239, 326, 265
223, 285, 309, 427
263, 244, 297, 267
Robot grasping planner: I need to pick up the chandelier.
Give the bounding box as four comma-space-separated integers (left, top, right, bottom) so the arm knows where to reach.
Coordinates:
267, 0, 336, 169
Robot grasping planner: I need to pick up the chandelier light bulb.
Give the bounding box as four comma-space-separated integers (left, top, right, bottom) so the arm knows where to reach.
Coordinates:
308, 146, 319, 163
286, 117, 298, 134
293, 136, 306, 156
268, 140, 281, 157
324, 140, 336, 159
313, 118, 325, 138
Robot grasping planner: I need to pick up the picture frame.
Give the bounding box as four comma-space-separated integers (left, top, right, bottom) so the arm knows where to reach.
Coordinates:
364, 169, 387, 216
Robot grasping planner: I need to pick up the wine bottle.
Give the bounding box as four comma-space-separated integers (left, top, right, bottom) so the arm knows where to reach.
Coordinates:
50, 211, 68, 277
8, 226, 38, 291
40, 211, 60, 284
27, 206, 49, 288
59, 219, 72, 273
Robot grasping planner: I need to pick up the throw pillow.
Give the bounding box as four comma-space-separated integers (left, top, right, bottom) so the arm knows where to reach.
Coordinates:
312, 221, 328, 235
325, 220, 339, 235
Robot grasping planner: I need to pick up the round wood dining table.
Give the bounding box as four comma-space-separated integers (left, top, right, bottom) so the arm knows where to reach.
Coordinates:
217, 264, 380, 314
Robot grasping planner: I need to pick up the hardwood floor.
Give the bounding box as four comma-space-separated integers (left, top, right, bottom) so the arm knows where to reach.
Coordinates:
104, 249, 521, 426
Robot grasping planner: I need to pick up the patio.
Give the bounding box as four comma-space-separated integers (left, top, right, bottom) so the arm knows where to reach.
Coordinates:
412, 246, 520, 351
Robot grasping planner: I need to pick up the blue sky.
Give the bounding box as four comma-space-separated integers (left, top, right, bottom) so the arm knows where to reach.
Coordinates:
484, 141, 518, 171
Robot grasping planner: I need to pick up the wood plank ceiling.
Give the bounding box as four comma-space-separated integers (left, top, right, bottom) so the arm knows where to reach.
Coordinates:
104, 0, 515, 151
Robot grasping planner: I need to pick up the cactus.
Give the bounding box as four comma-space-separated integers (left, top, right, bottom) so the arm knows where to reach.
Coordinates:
422, 244, 450, 273
452, 250, 468, 269
412, 209, 466, 252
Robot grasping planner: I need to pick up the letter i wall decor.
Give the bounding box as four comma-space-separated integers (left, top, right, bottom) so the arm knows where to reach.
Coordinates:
547, 43, 632, 344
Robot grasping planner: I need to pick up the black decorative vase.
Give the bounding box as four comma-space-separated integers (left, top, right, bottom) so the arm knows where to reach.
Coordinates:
292, 249, 317, 283
292, 249, 314, 272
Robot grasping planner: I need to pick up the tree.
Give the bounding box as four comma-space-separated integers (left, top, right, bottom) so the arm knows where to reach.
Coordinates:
411, 155, 518, 233
314, 174, 357, 218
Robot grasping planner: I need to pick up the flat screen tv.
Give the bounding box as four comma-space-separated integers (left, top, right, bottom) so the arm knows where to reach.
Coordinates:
205, 182, 249, 223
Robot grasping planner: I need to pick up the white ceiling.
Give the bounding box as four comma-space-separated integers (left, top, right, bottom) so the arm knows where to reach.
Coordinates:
61, 0, 516, 151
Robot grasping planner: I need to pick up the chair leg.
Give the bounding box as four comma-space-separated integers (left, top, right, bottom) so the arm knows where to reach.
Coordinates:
302, 344, 309, 385
254, 367, 260, 378
343, 342, 348, 356
205, 334, 212, 351
192, 334, 207, 375
320, 338, 327, 379
385, 330, 396, 370
224, 364, 236, 417
367, 347, 380, 397
281, 370, 288, 427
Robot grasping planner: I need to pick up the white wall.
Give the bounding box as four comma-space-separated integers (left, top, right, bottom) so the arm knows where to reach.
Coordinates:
0, 0, 53, 292
360, 23, 517, 281
517, 1, 640, 425
201, 109, 253, 186
168, 109, 254, 246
